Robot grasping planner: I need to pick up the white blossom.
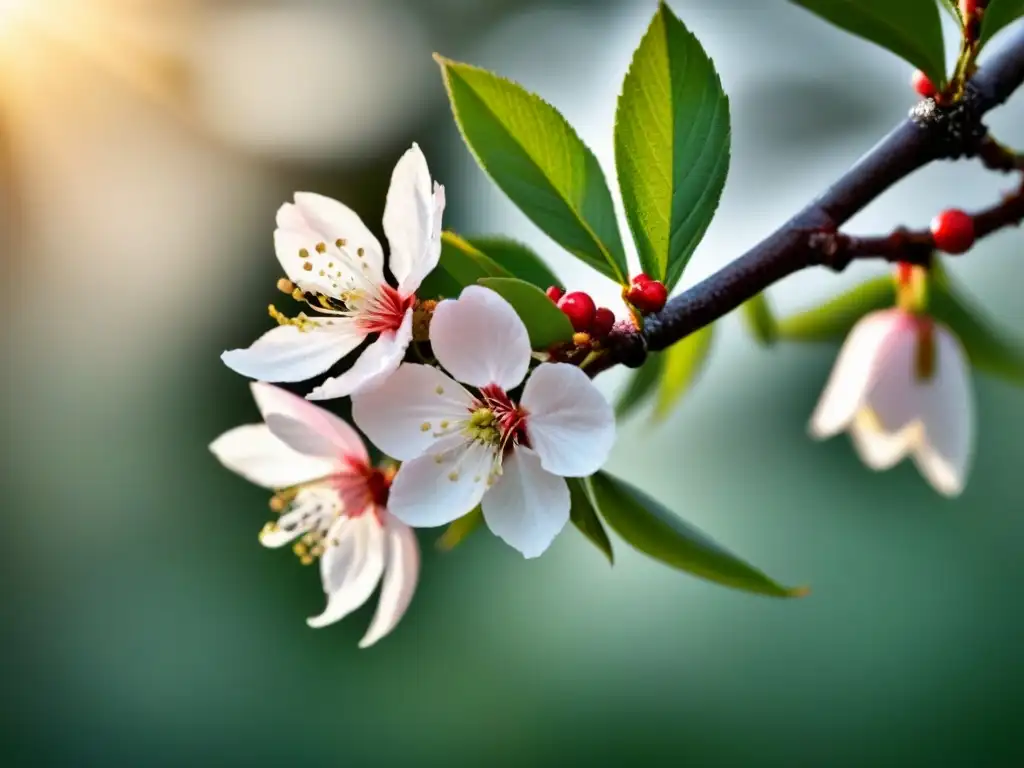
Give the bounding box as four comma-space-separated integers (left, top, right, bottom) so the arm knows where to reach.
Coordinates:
353, 286, 616, 558
810, 308, 975, 497
209, 383, 419, 647
221, 143, 445, 398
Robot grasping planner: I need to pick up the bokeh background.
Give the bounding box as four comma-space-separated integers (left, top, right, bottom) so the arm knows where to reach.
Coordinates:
2, 0, 1023, 765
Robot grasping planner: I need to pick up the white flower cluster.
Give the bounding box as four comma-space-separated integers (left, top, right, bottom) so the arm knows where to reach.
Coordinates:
211, 145, 615, 647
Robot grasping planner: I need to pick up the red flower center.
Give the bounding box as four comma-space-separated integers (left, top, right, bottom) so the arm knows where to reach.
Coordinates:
479, 383, 529, 449
334, 459, 396, 523
358, 285, 415, 335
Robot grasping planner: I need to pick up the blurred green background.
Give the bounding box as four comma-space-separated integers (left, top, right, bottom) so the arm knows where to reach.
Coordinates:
2, 1, 1023, 765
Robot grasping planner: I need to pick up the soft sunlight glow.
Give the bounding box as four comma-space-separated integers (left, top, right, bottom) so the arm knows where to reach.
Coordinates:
0, 0, 30, 35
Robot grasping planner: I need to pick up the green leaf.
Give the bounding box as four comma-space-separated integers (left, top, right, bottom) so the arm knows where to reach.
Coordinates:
616, 353, 666, 420
790, 0, 947, 87
437, 56, 629, 283
478, 277, 575, 349
466, 237, 560, 290
979, 0, 1024, 49
776, 276, 896, 343
586, 472, 807, 598
930, 279, 1024, 385
742, 293, 778, 346
654, 324, 715, 420
568, 478, 614, 564
437, 507, 484, 551
614, 2, 731, 291
416, 232, 508, 299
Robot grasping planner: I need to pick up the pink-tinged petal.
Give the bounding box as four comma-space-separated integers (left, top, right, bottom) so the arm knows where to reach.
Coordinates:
430, 285, 531, 390
291, 192, 385, 285
481, 446, 570, 559
359, 516, 420, 649
308, 514, 386, 629
520, 363, 615, 477
913, 324, 974, 497
209, 424, 335, 489
250, 382, 368, 466
306, 309, 414, 401
260, 486, 340, 548
387, 439, 495, 528
352, 364, 475, 461
848, 410, 915, 470
860, 319, 925, 435
384, 144, 445, 296
221, 321, 365, 383
810, 309, 905, 439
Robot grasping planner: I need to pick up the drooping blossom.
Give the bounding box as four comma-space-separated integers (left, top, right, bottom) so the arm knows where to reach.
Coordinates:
810, 308, 975, 497
209, 382, 419, 647
352, 286, 616, 558
222, 143, 445, 399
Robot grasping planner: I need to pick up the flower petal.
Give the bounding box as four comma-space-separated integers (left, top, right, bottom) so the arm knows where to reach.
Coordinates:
352, 363, 475, 461
308, 513, 386, 629
221, 321, 365, 383
359, 516, 420, 649
260, 486, 340, 548
520, 363, 615, 477
481, 446, 570, 559
290, 192, 385, 284
250, 382, 368, 465
306, 309, 414, 401
809, 309, 904, 439
386, 438, 495, 528
848, 409, 914, 470
209, 424, 335, 489
913, 325, 974, 497
384, 144, 445, 296
429, 285, 532, 390
273, 227, 352, 298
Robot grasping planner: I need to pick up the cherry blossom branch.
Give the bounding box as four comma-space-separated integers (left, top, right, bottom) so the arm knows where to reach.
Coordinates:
599, 23, 1024, 373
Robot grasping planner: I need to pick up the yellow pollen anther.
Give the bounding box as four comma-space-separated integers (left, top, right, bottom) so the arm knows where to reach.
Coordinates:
420, 422, 431, 432
300, 555, 314, 566
440, 420, 449, 429
435, 385, 444, 395
327, 262, 334, 268
319, 270, 326, 277
302, 262, 313, 272
291, 287, 304, 301
315, 242, 327, 254
336, 238, 346, 248
357, 247, 365, 257
299, 248, 310, 259
448, 471, 460, 482
277, 278, 295, 294
434, 455, 445, 464
470, 408, 495, 428
573, 331, 592, 347
293, 542, 308, 556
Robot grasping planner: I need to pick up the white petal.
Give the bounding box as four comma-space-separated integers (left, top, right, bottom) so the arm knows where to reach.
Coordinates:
848, 409, 914, 470
291, 192, 385, 285
273, 227, 353, 298
860, 316, 925, 435
809, 309, 904, 439
308, 514, 386, 629
384, 144, 445, 296
913, 325, 974, 497
306, 309, 414, 400
209, 424, 335, 489
359, 516, 420, 649
386, 438, 495, 528
249, 382, 368, 465
520, 363, 615, 477
351, 363, 475, 461
260, 486, 340, 548
481, 446, 570, 559
429, 285, 532, 390
221, 321, 365, 383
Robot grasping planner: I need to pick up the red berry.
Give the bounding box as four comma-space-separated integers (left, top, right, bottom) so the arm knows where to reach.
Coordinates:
631, 273, 653, 285
627, 280, 668, 314
591, 307, 615, 338
930, 209, 975, 254
545, 285, 564, 302
557, 291, 596, 332
911, 70, 936, 98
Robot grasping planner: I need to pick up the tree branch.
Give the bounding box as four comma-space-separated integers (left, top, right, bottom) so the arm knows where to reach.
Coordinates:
600, 23, 1024, 373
